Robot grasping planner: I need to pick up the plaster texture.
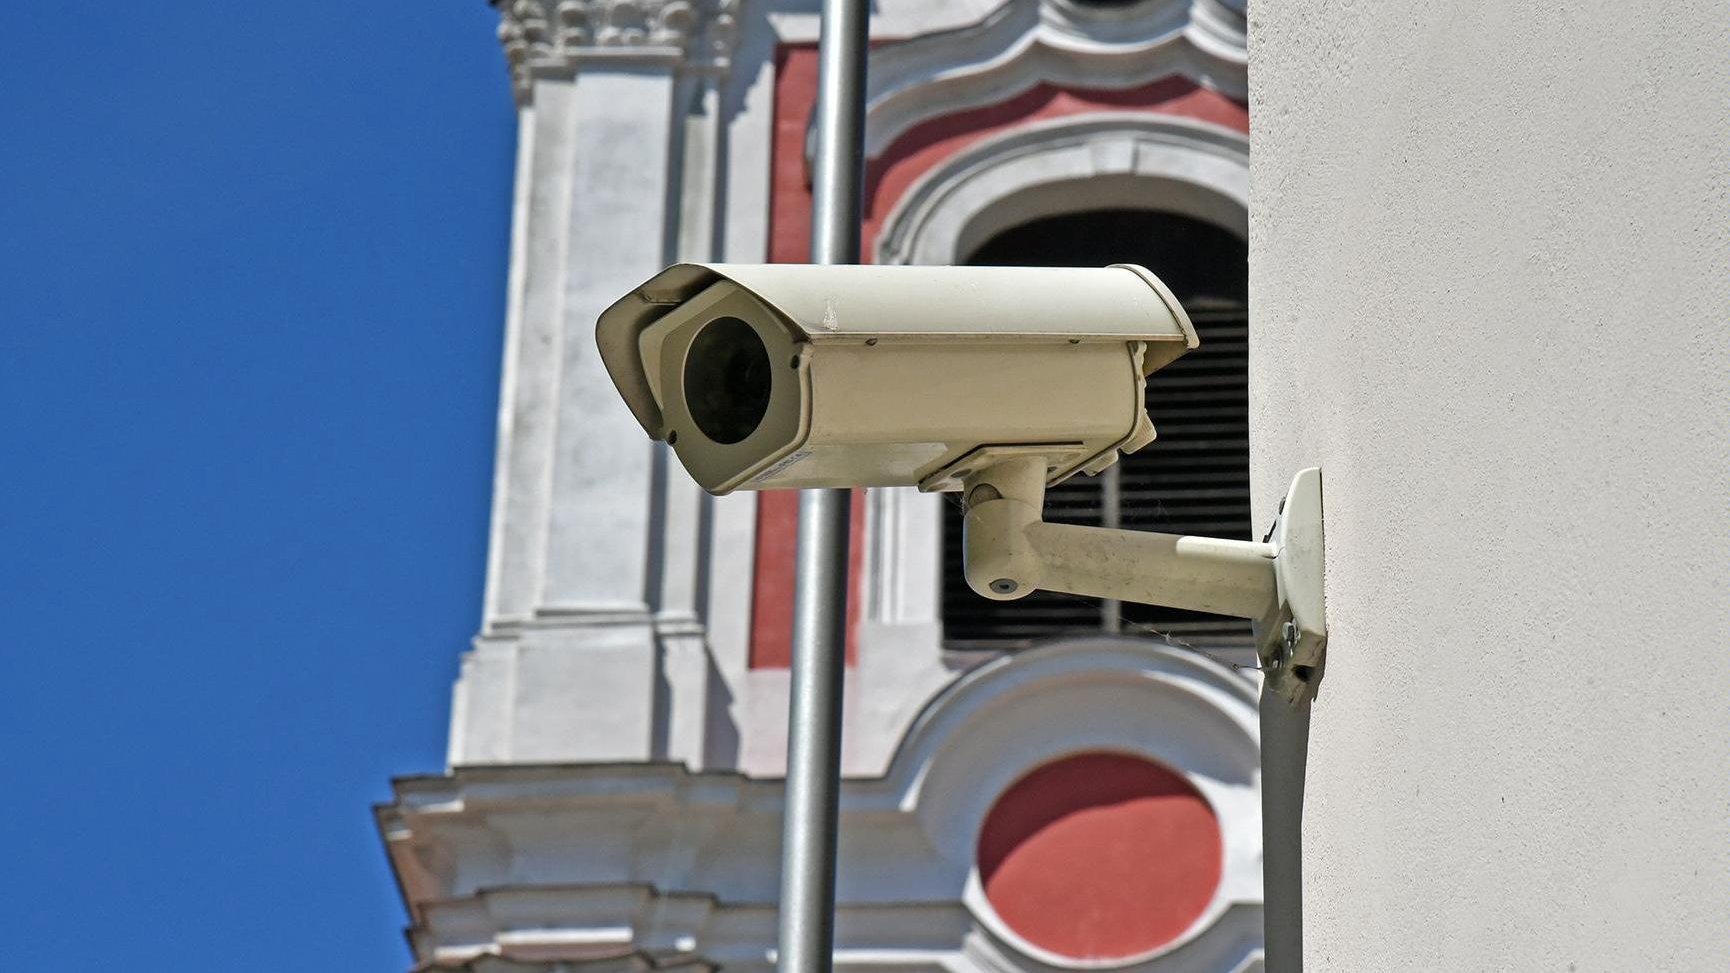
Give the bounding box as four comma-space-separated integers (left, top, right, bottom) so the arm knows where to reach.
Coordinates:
1248, 3, 1730, 969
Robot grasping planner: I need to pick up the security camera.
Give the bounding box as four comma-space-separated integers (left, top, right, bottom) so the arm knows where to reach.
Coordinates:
596, 262, 1196, 495
595, 262, 1328, 704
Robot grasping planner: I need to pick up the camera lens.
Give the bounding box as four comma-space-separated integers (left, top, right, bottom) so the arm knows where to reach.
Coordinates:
683, 316, 772, 445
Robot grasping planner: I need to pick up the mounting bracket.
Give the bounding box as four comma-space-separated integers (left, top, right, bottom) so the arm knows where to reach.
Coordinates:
960, 461, 1327, 705
1254, 467, 1327, 706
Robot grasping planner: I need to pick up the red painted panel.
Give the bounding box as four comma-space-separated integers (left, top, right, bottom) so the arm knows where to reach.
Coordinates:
977, 752, 1222, 959
747, 491, 802, 668
748, 45, 870, 670
769, 44, 823, 265
746, 490, 864, 669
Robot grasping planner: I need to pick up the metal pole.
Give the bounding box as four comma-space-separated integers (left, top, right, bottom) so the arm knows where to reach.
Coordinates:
807, 0, 869, 267
1260, 691, 1311, 973
775, 2, 867, 973
1098, 463, 1122, 632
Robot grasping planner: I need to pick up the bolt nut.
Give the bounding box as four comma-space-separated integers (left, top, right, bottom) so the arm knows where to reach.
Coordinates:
966, 483, 1003, 509
1268, 621, 1298, 670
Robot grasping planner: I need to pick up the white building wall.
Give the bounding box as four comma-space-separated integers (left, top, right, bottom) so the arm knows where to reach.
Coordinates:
1248, 4, 1730, 969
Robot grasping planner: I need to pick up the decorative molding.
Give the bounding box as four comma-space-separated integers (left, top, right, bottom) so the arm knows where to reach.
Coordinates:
1187, 0, 1248, 60
383, 639, 1264, 973
494, 0, 743, 102
855, 0, 1246, 162
875, 112, 1250, 266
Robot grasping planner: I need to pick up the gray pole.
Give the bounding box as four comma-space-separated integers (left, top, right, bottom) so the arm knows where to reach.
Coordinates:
1260, 692, 1311, 973
807, 0, 869, 267
775, 2, 868, 973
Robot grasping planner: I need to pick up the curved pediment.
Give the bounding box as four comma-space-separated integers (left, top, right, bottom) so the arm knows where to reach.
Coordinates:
875, 111, 1248, 264
812, 0, 1246, 163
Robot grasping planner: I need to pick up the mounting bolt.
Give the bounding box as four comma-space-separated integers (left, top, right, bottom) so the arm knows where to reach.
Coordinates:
1270, 620, 1298, 670
989, 578, 1019, 595
966, 483, 1002, 509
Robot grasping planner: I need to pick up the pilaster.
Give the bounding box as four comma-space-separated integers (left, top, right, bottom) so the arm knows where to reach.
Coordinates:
452, 0, 744, 767
852, 487, 955, 776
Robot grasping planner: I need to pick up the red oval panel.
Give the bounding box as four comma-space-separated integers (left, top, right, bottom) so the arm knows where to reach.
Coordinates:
977, 752, 1222, 960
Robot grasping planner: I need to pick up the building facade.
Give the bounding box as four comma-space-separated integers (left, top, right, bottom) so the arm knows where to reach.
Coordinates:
1249, 2, 1728, 969
378, 1, 1268, 971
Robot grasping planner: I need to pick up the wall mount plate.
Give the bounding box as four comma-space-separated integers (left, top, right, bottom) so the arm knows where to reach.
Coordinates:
918, 442, 1089, 493
1257, 467, 1328, 706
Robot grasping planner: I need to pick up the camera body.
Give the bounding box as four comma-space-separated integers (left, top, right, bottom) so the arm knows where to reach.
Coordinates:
596, 262, 1196, 495
597, 262, 1328, 704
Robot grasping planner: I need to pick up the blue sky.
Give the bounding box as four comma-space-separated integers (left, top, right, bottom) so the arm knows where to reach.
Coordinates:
0, 3, 514, 967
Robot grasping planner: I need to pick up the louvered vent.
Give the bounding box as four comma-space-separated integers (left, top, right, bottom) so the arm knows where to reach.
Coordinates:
941, 210, 1250, 651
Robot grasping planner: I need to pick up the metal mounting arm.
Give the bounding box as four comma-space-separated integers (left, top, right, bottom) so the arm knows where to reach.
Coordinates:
961, 455, 1328, 705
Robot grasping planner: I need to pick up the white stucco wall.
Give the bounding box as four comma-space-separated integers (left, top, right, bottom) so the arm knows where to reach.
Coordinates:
1248, 3, 1729, 969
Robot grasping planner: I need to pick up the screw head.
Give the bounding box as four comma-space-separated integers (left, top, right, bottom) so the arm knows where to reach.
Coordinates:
1268, 621, 1298, 670
989, 578, 1019, 595
966, 483, 1003, 509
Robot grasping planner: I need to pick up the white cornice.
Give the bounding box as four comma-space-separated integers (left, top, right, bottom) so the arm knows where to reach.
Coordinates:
382, 639, 1264, 973
493, 0, 745, 104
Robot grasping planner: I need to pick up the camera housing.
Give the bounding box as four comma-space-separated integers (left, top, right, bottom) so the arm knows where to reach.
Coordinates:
596, 263, 1197, 495
597, 261, 1327, 705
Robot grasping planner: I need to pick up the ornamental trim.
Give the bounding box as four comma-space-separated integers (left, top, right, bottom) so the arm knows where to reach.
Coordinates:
494, 0, 742, 102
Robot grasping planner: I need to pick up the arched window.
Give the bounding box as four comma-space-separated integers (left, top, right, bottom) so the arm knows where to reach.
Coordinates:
942, 209, 1250, 650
